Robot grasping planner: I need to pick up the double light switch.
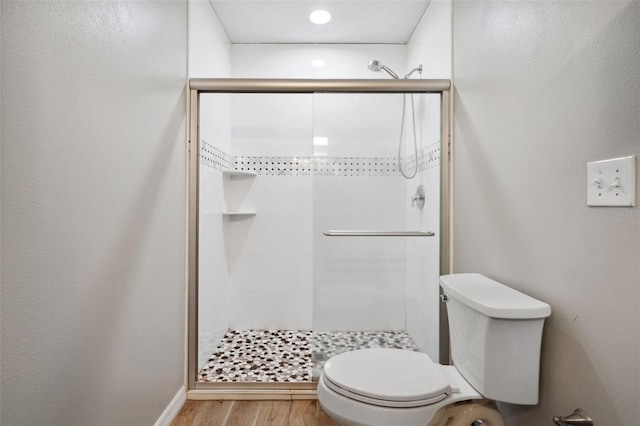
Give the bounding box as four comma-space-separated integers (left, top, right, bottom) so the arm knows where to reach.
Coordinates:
587, 156, 636, 206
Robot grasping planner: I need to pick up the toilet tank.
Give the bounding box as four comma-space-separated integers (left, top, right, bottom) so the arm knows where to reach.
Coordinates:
440, 273, 551, 405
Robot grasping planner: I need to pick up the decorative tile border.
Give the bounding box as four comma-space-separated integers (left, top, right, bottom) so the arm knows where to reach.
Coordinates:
400, 142, 442, 174
234, 156, 315, 176
200, 140, 440, 175
235, 156, 401, 177
417, 142, 441, 171
312, 156, 399, 177
199, 139, 234, 171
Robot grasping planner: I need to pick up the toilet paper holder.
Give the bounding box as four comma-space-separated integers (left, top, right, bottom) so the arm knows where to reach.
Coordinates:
553, 408, 593, 426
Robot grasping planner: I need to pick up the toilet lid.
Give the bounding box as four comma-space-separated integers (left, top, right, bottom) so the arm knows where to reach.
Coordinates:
322, 348, 451, 408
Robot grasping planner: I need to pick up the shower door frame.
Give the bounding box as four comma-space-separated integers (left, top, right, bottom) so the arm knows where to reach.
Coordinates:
187, 78, 452, 398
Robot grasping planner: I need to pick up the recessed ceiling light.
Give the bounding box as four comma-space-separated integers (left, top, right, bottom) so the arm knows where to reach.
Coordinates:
311, 59, 326, 67
309, 10, 331, 25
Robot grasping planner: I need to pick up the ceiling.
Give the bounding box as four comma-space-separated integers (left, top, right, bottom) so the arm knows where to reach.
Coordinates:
208, 1, 432, 44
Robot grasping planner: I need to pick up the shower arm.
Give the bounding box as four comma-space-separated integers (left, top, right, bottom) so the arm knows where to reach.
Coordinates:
404, 65, 423, 79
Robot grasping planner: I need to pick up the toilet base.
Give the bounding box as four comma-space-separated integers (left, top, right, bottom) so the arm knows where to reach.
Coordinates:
429, 400, 504, 426
318, 375, 440, 426
318, 371, 505, 426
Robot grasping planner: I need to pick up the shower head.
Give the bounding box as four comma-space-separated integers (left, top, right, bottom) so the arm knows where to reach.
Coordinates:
367, 59, 383, 72
367, 59, 399, 79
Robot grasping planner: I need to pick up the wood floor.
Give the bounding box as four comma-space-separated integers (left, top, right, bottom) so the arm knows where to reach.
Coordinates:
172, 400, 340, 426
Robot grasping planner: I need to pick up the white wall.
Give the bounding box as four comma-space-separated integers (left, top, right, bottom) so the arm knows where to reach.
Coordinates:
232, 44, 406, 80
404, 0, 452, 360
407, 0, 452, 79
452, 1, 639, 424
1, 1, 187, 424
188, 0, 232, 371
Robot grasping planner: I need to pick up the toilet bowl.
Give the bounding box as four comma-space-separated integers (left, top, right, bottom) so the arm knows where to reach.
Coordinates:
317, 273, 551, 426
317, 348, 504, 426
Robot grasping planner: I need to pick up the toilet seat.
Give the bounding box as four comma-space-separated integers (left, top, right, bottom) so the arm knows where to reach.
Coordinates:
322, 348, 451, 408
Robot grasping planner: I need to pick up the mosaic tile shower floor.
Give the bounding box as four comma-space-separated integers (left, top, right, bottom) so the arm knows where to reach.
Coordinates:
197, 329, 419, 383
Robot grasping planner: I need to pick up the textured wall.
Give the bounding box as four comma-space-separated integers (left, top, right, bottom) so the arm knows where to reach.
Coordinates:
452, 1, 639, 424
1, 1, 187, 424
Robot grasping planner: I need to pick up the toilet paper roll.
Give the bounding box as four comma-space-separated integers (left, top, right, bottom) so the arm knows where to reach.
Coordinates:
445, 402, 505, 426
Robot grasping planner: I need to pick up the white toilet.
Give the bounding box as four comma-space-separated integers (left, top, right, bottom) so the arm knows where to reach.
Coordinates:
317, 273, 551, 426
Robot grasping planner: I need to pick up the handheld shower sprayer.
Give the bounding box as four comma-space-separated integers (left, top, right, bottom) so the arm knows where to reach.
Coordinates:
367, 60, 400, 79
367, 60, 423, 80
367, 59, 424, 180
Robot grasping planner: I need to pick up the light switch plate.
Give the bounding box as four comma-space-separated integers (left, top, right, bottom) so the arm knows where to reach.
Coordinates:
587, 156, 635, 206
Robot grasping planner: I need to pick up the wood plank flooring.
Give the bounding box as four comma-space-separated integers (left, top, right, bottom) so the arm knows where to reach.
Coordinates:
172, 400, 340, 426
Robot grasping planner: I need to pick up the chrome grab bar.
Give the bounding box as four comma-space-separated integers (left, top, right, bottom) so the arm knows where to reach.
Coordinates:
323, 230, 435, 237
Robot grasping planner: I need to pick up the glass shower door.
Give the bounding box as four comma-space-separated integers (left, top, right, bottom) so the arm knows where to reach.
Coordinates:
193, 87, 443, 386
311, 92, 427, 378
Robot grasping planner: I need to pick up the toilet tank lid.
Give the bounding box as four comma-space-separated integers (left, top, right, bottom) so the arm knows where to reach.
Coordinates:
440, 273, 551, 319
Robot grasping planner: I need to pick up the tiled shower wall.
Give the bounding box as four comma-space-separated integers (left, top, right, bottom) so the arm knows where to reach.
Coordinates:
225, 93, 315, 330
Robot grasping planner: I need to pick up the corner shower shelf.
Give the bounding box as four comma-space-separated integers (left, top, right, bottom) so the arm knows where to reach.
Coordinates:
222, 170, 256, 217
222, 211, 256, 217
222, 170, 257, 178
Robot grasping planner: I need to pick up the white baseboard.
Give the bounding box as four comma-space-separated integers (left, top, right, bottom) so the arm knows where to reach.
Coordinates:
155, 385, 187, 426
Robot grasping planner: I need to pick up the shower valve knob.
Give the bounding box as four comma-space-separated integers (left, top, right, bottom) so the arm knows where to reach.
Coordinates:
412, 185, 426, 209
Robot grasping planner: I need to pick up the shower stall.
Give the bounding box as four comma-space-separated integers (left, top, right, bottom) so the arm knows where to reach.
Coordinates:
188, 77, 451, 395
